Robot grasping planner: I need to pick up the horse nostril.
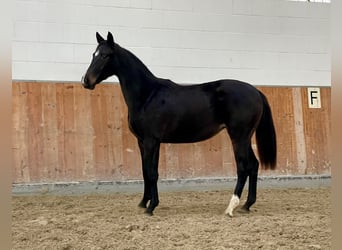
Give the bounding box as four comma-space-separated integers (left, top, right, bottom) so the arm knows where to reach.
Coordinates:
81, 75, 90, 88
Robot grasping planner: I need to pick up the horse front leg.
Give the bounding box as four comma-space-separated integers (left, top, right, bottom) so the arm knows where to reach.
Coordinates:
138, 139, 160, 215
138, 139, 150, 209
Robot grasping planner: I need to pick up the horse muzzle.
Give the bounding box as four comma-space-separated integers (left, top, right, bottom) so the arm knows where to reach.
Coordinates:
81, 75, 96, 90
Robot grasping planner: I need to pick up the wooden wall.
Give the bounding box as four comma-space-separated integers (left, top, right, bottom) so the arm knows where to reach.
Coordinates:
12, 82, 331, 183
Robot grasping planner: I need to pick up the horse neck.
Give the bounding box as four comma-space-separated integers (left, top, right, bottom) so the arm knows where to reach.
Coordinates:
115, 47, 158, 112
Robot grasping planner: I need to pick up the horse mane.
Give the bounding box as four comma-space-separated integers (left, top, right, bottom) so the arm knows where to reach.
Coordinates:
117, 44, 179, 88
117, 45, 156, 79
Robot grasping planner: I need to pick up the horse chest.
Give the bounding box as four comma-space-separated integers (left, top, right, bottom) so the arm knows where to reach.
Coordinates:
128, 112, 162, 140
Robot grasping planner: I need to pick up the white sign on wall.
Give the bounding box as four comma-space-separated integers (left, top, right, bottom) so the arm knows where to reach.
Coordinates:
307, 88, 321, 108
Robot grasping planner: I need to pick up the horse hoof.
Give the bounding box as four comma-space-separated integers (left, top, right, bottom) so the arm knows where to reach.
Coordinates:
144, 210, 153, 216
225, 194, 240, 217
138, 203, 147, 209
239, 206, 250, 214
239, 209, 250, 214
225, 207, 234, 217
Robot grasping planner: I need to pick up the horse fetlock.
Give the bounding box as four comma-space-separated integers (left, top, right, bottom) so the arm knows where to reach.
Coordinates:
240, 204, 251, 213
138, 200, 147, 209
244, 199, 256, 209
144, 209, 154, 216
144, 199, 159, 215
225, 194, 240, 217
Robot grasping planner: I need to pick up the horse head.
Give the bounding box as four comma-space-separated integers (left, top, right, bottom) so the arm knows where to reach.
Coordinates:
82, 32, 117, 90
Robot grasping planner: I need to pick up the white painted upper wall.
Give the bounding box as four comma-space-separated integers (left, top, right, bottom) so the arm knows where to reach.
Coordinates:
12, 0, 331, 86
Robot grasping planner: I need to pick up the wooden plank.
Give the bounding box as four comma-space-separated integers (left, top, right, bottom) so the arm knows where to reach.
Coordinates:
257, 87, 297, 175
177, 143, 195, 178
74, 84, 95, 180
40, 83, 59, 180
26, 82, 43, 182
119, 85, 141, 179
61, 84, 77, 180
12, 82, 20, 182
12, 82, 21, 182
85, 83, 127, 180
100, 85, 114, 179
56, 83, 66, 180
106, 84, 124, 179
191, 142, 208, 178
90, 87, 104, 177
322, 88, 332, 173
164, 143, 179, 178
158, 144, 167, 179
192, 142, 206, 177
203, 134, 224, 177
301, 87, 331, 174
220, 131, 235, 176
292, 88, 307, 174
12, 83, 30, 182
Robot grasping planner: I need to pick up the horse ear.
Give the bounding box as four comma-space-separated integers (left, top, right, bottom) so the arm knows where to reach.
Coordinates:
96, 32, 105, 44
107, 32, 115, 46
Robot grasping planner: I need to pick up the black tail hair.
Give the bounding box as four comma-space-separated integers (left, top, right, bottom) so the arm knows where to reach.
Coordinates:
255, 91, 277, 169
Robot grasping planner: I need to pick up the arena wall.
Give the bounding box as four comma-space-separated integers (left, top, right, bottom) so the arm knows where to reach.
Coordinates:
12, 82, 331, 183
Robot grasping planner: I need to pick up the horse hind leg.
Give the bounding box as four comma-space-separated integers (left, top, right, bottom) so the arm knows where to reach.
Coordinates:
225, 140, 249, 217
225, 142, 260, 217
242, 146, 259, 212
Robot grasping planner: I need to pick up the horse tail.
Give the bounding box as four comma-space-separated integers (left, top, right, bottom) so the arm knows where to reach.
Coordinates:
255, 91, 277, 170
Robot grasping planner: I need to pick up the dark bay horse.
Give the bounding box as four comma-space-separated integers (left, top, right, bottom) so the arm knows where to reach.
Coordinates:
82, 32, 277, 216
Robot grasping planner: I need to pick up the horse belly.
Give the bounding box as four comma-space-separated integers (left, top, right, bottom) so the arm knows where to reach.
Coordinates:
160, 120, 225, 143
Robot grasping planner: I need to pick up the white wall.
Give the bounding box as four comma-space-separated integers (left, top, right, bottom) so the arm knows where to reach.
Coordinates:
12, 0, 331, 86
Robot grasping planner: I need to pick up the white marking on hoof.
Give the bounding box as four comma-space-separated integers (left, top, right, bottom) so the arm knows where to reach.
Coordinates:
225, 195, 240, 217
